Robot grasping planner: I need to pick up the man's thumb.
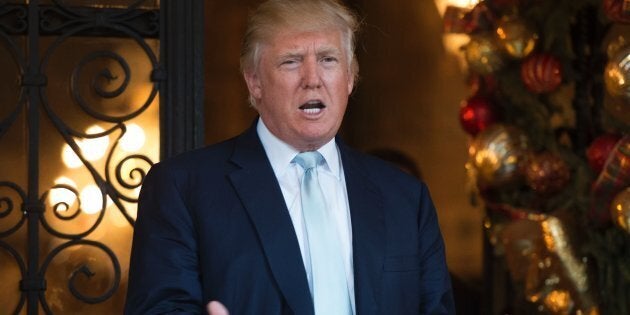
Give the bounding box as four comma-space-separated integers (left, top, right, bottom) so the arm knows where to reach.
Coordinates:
207, 301, 229, 315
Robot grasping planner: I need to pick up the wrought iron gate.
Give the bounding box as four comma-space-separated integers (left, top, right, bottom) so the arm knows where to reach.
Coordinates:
0, 0, 203, 314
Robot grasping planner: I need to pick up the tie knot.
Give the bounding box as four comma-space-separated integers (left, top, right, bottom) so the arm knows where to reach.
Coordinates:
293, 151, 324, 170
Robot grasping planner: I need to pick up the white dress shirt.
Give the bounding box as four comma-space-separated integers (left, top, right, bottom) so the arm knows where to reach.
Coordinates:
257, 119, 355, 313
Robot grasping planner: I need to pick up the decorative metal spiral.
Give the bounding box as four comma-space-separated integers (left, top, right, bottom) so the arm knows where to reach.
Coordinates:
96, 124, 153, 225
0, 4, 28, 34
40, 5, 81, 34
39, 42, 155, 236
0, 1, 166, 314
116, 9, 159, 37
40, 17, 159, 125
0, 240, 27, 314
114, 154, 153, 200
39, 182, 109, 240
0, 181, 26, 237
50, 0, 152, 15
39, 239, 121, 308
70, 50, 133, 122
86, 51, 130, 99
0, 192, 13, 219
42, 1, 160, 38
42, 184, 82, 221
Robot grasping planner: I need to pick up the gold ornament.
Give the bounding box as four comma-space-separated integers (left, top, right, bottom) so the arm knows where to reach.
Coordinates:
610, 187, 630, 234
500, 214, 599, 315
496, 18, 538, 59
468, 124, 529, 186
544, 290, 571, 314
604, 24, 629, 59
465, 33, 505, 75
604, 92, 630, 124
603, 44, 630, 102
602, 24, 629, 119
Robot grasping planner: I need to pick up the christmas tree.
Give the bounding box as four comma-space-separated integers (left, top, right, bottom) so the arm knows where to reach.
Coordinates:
443, 0, 630, 313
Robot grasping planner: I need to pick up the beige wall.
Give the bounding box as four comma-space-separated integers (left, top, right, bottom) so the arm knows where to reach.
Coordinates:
204, 0, 482, 280
204, 1, 259, 141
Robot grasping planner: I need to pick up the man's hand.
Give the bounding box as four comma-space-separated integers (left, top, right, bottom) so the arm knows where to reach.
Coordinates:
207, 301, 229, 315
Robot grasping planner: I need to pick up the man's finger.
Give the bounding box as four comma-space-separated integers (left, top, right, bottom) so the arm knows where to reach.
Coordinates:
207, 301, 229, 315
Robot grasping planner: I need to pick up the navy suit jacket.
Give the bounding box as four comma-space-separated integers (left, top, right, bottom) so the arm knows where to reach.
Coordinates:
124, 124, 455, 314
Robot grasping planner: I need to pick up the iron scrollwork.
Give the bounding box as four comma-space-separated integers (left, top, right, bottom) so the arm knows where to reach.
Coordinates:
0, 1, 160, 314
0, 4, 27, 141
0, 181, 27, 237
44, 184, 82, 221
38, 239, 121, 312
40, 2, 159, 38
0, 3, 27, 34
0, 239, 27, 314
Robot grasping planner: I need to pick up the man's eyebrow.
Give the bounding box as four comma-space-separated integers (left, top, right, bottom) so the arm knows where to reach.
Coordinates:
277, 52, 304, 60
316, 46, 342, 57
275, 47, 341, 62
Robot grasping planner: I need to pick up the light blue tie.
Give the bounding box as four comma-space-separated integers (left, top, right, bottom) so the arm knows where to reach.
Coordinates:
293, 151, 352, 315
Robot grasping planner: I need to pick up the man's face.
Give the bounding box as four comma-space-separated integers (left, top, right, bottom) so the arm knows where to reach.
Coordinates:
244, 28, 354, 151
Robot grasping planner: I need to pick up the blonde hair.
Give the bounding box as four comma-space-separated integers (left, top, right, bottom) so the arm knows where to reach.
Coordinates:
241, 0, 360, 81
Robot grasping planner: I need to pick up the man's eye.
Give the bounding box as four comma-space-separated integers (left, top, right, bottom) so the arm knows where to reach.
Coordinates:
281, 59, 298, 66
321, 56, 337, 63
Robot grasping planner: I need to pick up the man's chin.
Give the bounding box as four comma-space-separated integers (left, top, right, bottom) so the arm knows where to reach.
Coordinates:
295, 133, 335, 151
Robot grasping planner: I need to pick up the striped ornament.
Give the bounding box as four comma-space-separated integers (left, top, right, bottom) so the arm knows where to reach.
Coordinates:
603, 0, 630, 24
520, 53, 562, 93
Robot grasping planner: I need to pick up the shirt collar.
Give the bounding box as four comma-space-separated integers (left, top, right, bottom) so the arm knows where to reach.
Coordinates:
256, 118, 341, 180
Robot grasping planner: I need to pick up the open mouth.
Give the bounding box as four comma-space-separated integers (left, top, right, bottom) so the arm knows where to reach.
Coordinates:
299, 100, 326, 114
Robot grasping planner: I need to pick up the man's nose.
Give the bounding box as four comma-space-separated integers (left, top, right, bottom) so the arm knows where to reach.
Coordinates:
301, 58, 322, 89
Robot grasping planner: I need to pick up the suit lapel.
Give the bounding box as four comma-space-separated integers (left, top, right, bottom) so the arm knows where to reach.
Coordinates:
340, 144, 385, 315
228, 126, 314, 315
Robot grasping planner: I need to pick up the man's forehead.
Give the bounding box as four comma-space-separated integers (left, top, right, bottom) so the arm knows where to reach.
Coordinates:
267, 30, 343, 50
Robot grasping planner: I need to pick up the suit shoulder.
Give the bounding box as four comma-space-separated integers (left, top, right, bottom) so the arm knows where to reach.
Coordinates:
345, 147, 424, 190
142, 137, 242, 194
155, 136, 238, 172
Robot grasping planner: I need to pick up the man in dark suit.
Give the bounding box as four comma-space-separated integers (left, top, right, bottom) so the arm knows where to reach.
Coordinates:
124, 0, 455, 314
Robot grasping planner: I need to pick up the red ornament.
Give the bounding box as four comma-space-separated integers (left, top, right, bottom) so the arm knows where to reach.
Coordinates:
520, 53, 562, 93
589, 135, 630, 226
443, 6, 471, 33
603, 0, 630, 24
464, 2, 496, 33
459, 96, 498, 136
442, 3, 496, 34
586, 133, 622, 174
524, 152, 571, 195
468, 74, 498, 96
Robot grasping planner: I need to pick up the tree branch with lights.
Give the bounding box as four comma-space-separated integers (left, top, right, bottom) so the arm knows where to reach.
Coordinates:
441, 0, 630, 313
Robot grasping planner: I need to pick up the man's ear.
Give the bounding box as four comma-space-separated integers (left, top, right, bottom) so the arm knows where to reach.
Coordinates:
347, 76, 354, 95
243, 70, 262, 99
